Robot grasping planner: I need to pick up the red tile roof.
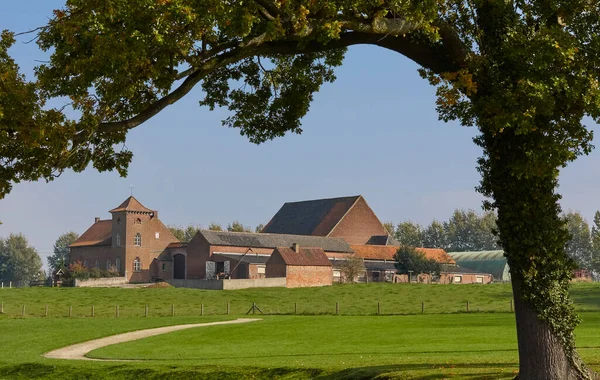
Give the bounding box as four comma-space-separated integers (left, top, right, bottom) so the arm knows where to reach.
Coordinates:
109, 196, 154, 213
350, 245, 456, 264
273, 247, 332, 266
70, 220, 112, 247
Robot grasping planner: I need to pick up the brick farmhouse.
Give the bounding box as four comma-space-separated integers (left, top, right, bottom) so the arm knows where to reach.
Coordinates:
69, 195, 493, 286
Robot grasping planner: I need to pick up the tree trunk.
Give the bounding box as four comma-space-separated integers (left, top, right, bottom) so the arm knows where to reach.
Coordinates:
511, 273, 595, 380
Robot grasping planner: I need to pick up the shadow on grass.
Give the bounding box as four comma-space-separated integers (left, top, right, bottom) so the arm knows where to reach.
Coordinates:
0, 362, 521, 380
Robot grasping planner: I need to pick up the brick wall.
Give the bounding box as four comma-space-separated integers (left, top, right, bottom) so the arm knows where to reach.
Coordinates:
286, 266, 332, 288
329, 197, 388, 245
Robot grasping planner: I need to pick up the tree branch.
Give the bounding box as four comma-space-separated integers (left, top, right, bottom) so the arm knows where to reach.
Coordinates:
97, 24, 468, 134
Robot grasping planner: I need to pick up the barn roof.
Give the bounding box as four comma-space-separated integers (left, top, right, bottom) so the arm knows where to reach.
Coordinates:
273, 247, 332, 266
447, 251, 511, 281
213, 253, 270, 264
350, 245, 455, 264
70, 220, 112, 247
262, 195, 361, 236
109, 196, 154, 213
197, 230, 353, 253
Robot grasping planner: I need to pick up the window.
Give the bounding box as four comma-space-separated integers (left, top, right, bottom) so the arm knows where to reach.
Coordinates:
94, 259, 99, 269
83, 260, 88, 268
115, 258, 121, 272
155, 232, 160, 239
476, 276, 484, 284
135, 218, 142, 224
116, 217, 121, 224
454, 275, 462, 283
134, 233, 141, 246
161, 263, 166, 271
333, 269, 341, 278
133, 257, 141, 272
257, 265, 266, 275
106, 259, 112, 271
115, 234, 121, 247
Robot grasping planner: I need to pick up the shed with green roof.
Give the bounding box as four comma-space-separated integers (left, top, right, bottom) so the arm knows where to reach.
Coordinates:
447, 251, 511, 282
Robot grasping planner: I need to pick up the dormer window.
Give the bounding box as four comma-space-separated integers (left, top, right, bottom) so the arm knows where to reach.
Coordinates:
134, 233, 141, 246
115, 234, 121, 247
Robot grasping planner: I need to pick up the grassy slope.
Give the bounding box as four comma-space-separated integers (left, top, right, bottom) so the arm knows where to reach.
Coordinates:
0, 283, 598, 379
0, 282, 598, 318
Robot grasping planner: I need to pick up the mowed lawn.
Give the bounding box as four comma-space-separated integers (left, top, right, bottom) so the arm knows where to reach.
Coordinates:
0, 283, 598, 379
0, 282, 598, 317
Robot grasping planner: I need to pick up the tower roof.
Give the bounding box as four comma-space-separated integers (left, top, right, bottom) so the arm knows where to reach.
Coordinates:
109, 196, 154, 213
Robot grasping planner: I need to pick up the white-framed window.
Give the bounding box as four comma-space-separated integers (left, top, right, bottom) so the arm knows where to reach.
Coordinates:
257, 265, 266, 274
333, 269, 341, 278
106, 259, 112, 271
115, 234, 121, 247
115, 258, 121, 272
454, 275, 462, 283
134, 233, 141, 246
476, 276, 484, 284
133, 257, 141, 272
155, 232, 160, 239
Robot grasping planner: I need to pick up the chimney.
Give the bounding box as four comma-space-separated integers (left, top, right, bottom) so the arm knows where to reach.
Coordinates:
94, 217, 100, 223
292, 243, 300, 253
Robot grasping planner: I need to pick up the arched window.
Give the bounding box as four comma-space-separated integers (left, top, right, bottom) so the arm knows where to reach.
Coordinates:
134, 233, 141, 246
106, 258, 112, 271
133, 257, 141, 272
115, 234, 121, 247
115, 258, 121, 272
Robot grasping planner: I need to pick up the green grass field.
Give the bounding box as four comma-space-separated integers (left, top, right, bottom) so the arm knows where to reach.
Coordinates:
0, 283, 598, 379
0, 282, 598, 318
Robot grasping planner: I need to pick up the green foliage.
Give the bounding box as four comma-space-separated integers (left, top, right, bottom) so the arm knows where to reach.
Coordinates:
394, 221, 423, 247
168, 225, 200, 242
227, 220, 251, 233
394, 246, 440, 275
208, 222, 223, 231
444, 209, 499, 252
382, 221, 395, 236
255, 223, 265, 233
422, 220, 447, 249
0, 233, 43, 283
563, 211, 593, 270
47, 231, 79, 274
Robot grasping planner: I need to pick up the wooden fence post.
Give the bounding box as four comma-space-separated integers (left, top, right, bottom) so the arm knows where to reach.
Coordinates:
9, 281, 11, 289
201, 304, 204, 316
68, 305, 72, 317
21, 305, 25, 317
227, 303, 230, 315
335, 302, 339, 315
91, 305, 95, 317
466, 301, 469, 313
115, 305, 119, 318
45, 305, 48, 317
145, 305, 148, 317
510, 300, 513, 312
0, 303, 3, 314
294, 302, 297, 315
171, 304, 175, 316
377, 302, 381, 315
421, 301, 424, 314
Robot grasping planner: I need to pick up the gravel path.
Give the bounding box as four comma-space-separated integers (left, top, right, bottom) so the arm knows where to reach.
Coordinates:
44, 318, 262, 361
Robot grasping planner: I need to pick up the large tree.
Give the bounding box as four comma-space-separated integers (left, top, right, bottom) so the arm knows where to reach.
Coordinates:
444, 209, 498, 252
3, 1, 600, 378
47, 231, 79, 274
0, 234, 43, 284
394, 246, 440, 275
563, 211, 593, 270
394, 221, 423, 247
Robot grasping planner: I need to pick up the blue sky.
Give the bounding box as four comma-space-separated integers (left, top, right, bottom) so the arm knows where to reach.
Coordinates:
1, 1, 600, 264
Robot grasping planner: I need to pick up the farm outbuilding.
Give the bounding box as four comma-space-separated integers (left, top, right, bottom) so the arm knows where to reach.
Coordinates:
266, 245, 333, 288
447, 251, 511, 282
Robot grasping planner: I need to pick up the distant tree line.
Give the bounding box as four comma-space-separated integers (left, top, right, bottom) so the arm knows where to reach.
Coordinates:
386, 209, 600, 273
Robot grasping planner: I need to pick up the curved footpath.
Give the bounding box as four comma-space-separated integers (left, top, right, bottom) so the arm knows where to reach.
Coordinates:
44, 318, 262, 361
